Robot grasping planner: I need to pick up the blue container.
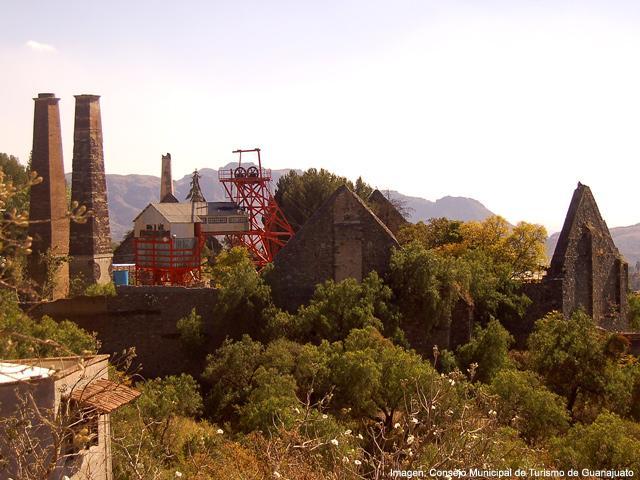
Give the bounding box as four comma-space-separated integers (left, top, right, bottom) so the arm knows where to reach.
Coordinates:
113, 270, 129, 286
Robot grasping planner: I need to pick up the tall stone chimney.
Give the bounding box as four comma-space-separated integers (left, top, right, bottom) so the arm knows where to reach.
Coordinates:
27, 93, 70, 299
160, 153, 175, 202
69, 94, 113, 286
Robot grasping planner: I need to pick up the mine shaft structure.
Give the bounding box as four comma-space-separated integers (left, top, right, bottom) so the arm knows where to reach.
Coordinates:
218, 148, 294, 267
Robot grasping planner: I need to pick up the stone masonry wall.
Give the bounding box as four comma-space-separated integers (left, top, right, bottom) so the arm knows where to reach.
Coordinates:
29, 286, 222, 379
27, 93, 70, 298
268, 185, 399, 312
70, 94, 113, 285
547, 183, 629, 330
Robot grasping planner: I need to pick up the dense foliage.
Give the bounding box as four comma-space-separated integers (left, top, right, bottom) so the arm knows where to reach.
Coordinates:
2, 160, 639, 477
0, 291, 97, 358
273, 168, 372, 231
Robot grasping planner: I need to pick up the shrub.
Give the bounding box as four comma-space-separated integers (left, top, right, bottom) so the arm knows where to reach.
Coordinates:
84, 281, 116, 297
456, 318, 513, 383
551, 412, 640, 470
0, 291, 97, 358
292, 272, 401, 343
177, 308, 205, 350
490, 369, 569, 442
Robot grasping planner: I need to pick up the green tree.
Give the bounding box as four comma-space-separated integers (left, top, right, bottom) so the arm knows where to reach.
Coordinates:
330, 326, 434, 429
111, 374, 207, 477
207, 247, 273, 340
460, 216, 547, 279
456, 318, 513, 383
462, 249, 531, 324
353, 176, 373, 200
202, 335, 266, 424
0, 153, 29, 212
628, 291, 640, 330
551, 412, 640, 470
389, 242, 470, 337
288, 271, 402, 343
236, 369, 299, 431
0, 291, 97, 359
136, 374, 203, 420
396, 218, 464, 251
527, 311, 612, 415
490, 369, 569, 443
274, 168, 373, 231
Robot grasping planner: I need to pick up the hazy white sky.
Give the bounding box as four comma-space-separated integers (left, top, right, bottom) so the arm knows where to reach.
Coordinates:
1, 0, 639, 232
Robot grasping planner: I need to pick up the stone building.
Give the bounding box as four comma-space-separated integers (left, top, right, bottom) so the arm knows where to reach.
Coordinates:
0, 355, 139, 480
69, 95, 113, 286
268, 185, 400, 311
367, 189, 409, 235
27, 93, 70, 299
524, 182, 629, 333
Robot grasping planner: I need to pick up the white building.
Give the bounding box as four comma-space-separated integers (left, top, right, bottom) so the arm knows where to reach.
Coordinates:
0, 355, 139, 480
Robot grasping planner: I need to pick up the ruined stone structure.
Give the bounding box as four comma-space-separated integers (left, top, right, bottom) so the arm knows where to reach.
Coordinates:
367, 189, 409, 235
268, 185, 400, 311
27, 93, 70, 299
69, 95, 113, 286
112, 231, 135, 264
523, 183, 629, 337
160, 152, 178, 203
30, 286, 221, 378
549, 182, 628, 329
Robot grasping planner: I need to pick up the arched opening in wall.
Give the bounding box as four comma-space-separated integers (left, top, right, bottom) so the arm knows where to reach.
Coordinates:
574, 226, 594, 317
615, 257, 626, 314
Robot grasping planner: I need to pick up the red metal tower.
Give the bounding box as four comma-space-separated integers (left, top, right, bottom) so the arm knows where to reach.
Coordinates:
218, 148, 294, 267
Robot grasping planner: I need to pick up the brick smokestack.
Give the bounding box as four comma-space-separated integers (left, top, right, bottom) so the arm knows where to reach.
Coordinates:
160, 153, 174, 201
27, 93, 70, 298
69, 94, 113, 287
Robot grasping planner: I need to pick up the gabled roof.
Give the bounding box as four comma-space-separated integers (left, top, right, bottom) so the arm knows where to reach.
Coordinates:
367, 189, 408, 231
275, 184, 399, 258
133, 202, 201, 224
550, 182, 619, 272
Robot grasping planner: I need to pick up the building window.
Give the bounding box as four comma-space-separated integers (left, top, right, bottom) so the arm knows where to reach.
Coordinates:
207, 217, 228, 224
228, 217, 248, 224
62, 401, 100, 457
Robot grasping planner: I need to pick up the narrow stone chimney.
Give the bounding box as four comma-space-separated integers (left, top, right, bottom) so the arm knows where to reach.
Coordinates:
69, 94, 113, 287
160, 153, 174, 202
27, 93, 70, 298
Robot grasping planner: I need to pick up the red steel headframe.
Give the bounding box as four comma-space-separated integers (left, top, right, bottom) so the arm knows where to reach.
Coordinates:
218, 148, 294, 267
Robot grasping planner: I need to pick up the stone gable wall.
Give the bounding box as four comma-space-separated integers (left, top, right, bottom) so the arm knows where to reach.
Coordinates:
268, 186, 399, 311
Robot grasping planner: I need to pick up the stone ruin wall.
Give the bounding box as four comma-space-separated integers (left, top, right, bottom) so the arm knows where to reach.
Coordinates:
268, 186, 399, 312
30, 286, 221, 379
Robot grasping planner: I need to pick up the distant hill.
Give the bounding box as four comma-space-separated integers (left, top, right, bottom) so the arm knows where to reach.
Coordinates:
66, 167, 497, 242
546, 224, 640, 266
384, 190, 495, 225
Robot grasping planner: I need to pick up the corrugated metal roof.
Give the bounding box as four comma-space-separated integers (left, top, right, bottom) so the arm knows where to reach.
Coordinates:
152, 203, 196, 222
0, 362, 54, 383
71, 379, 141, 413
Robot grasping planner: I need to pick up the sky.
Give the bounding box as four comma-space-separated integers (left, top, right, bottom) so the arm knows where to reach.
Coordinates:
1, 0, 640, 233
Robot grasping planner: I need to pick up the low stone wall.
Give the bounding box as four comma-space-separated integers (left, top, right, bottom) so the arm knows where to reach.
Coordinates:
27, 286, 221, 379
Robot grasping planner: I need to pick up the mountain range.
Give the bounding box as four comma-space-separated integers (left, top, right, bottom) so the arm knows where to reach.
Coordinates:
93, 164, 495, 242
86, 166, 640, 268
